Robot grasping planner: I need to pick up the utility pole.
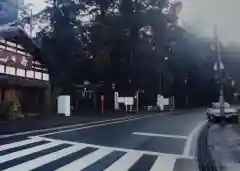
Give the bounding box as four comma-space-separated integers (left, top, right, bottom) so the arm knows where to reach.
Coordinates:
29, 7, 33, 37
214, 25, 224, 117
136, 89, 139, 113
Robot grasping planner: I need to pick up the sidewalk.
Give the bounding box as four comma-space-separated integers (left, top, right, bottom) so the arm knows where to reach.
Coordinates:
208, 124, 240, 171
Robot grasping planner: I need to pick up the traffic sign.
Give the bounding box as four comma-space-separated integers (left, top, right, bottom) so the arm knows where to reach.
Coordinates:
213, 62, 224, 71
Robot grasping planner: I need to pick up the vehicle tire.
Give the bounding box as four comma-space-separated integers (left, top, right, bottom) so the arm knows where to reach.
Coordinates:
212, 116, 218, 123
207, 114, 214, 123
207, 114, 211, 121
230, 115, 238, 124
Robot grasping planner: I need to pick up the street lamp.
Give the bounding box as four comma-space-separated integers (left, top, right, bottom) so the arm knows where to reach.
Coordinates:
213, 25, 225, 117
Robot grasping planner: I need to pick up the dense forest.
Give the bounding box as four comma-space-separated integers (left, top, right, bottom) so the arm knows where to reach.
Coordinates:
18, 0, 238, 109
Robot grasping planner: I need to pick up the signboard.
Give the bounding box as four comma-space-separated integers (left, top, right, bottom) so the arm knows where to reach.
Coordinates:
117, 97, 125, 103
213, 62, 224, 71
0, 48, 32, 69
124, 97, 134, 105
0, 0, 20, 25
157, 94, 170, 111
101, 95, 104, 101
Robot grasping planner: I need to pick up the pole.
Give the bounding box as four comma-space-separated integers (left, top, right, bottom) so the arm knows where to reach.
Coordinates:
29, 8, 33, 37
101, 95, 104, 115
185, 75, 188, 107
214, 25, 224, 117
136, 90, 139, 113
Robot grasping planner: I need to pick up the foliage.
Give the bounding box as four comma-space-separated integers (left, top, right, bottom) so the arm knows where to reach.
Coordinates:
33, 0, 220, 106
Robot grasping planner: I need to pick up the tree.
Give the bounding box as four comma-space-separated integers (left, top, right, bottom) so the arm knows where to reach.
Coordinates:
33, 0, 220, 108
36, 0, 88, 89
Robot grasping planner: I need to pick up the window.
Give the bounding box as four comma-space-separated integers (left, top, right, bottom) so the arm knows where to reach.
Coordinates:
35, 71, 42, 80
16, 68, 25, 77
43, 73, 49, 81
0, 64, 4, 73
6, 66, 15, 75
26, 70, 34, 78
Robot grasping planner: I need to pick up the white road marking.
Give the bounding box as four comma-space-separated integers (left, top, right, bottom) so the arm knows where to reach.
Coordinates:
183, 120, 207, 157
2, 144, 86, 171
104, 151, 143, 171
30, 136, 194, 159
0, 138, 42, 151
37, 114, 162, 137
0, 136, 191, 171
0, 116, 139, 139
133, 132, 188, 139
150, 156, 176, 171
56, 147, 113, 171
0, 141, 62, 164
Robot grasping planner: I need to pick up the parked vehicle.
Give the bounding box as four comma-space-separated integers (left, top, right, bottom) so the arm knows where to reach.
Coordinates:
206, 102, 238, 123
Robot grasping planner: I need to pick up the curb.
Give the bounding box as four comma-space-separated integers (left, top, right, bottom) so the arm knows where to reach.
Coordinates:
197, 123, 218, 171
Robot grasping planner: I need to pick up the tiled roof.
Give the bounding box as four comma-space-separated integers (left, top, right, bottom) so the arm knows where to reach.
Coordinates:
0, 25, 21, 32
0, 25, 55, 72
0, 25, 30, 39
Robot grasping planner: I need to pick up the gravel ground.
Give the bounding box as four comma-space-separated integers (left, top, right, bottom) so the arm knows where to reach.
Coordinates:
208, 123, 240, 171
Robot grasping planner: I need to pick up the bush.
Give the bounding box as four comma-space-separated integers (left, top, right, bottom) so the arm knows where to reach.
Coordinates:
0, 101, 20, 120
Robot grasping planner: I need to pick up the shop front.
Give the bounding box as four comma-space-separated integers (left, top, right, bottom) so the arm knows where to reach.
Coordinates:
0, 26, 51, 120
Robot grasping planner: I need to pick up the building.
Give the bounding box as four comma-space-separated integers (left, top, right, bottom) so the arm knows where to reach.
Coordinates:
0, 25, 52, 119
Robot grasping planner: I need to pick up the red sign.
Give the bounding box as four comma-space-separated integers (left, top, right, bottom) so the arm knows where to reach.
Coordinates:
101, 95, 104, 101
0, 48, 32, 69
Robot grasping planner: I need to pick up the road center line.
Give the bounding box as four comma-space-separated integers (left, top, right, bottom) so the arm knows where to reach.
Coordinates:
36, 114, 163, 137
0, 115, 140, 139
132, 132, 188, 139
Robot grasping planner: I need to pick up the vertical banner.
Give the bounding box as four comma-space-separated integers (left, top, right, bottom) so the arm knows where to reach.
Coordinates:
114, 92, 119, 110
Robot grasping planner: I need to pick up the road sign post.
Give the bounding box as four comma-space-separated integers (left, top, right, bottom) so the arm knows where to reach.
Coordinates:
214, 25, 225, 117
101, 95, 104, 115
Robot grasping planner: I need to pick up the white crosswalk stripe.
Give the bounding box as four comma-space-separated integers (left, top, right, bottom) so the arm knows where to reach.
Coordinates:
0, 137, 180, 171
150, 156, 176, 171
0, 139, 43, 152
2, 144, 87, 171
56, 147, 113, 171
104, 151, 143, 171
0, 141, 62, 164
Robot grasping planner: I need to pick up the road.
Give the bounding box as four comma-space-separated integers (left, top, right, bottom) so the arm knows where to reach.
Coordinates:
0, 110, 205, 171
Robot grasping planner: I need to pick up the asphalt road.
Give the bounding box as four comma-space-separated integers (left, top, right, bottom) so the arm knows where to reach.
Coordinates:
0, 110, 206, 171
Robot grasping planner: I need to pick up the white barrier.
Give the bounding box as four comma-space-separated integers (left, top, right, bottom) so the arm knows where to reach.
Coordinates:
58, 95, 71, 116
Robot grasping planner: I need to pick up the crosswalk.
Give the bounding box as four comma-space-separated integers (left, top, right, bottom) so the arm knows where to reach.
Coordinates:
0, 137, 180, 171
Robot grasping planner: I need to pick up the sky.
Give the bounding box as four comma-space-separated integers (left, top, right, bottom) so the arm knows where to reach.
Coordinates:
24, 0, 240, 44
24, 0, 46, 14
179, 0, 240, 44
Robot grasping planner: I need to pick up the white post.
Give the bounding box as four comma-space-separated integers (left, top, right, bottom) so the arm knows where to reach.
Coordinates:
114, 92, 119, 110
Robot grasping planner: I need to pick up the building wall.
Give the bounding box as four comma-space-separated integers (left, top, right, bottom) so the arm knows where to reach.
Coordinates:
0, 39, 49, 81
0, 38, 51, 117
